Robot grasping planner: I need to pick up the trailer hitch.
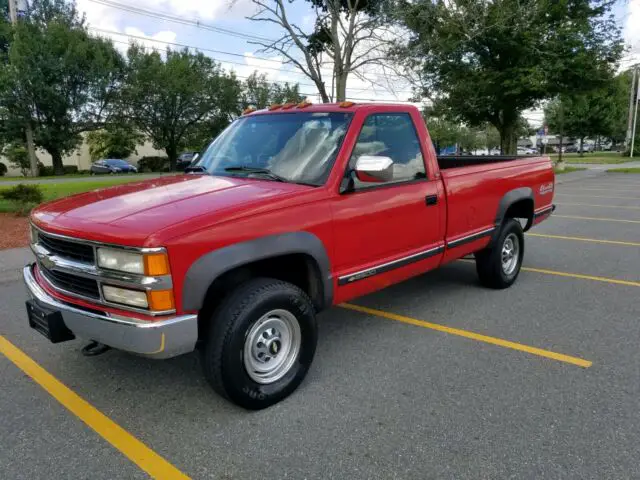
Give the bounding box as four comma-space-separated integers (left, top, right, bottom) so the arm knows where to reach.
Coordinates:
81, 341, 111, 357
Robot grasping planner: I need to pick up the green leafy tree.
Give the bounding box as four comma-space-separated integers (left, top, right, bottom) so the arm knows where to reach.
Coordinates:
545, 76, 628, 156
396, 0, 624, 154
2, 141, 32, 176
121, 45, 242, 170
0, 0, 125, 174
86, 126, 142, 161
241, 71, 305, 109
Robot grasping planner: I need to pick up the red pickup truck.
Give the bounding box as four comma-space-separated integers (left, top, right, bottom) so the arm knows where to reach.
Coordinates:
24, 103, 555, 409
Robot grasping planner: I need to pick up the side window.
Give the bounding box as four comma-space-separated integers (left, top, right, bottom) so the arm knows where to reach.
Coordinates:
349, 113, 425, 189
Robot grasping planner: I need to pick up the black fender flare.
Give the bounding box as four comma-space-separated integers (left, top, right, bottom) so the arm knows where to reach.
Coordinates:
181, 232, 333, 312
490, 187, 534, 244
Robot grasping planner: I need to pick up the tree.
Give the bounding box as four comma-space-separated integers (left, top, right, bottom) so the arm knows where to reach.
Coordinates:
396, 0, 624, 154
243, 0, 394, 102
545, 76, 628, 156
86, 126, 142, 161
241, 71, 305, 109
121, 45, 242, 170
0, 0, 125, 174
2, 141, 31, 176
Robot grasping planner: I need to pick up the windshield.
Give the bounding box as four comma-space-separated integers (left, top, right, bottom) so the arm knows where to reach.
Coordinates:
195, 112, 352, 186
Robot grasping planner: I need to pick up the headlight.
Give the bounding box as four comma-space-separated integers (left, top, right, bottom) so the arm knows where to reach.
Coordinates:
97, 248, 170, 276
97, 248, 144, 274
102, 285, 148, 308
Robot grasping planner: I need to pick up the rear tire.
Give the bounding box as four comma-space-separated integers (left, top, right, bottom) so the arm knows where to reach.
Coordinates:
200, 278, 317, 410
475, 218, 524, 289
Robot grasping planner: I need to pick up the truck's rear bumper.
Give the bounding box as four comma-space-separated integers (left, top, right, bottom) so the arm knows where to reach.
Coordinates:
23, 264, 198, 359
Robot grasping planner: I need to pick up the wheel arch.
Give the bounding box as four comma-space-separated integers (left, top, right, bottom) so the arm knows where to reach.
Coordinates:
490, 187, 534, 245
182, 232, 333, 316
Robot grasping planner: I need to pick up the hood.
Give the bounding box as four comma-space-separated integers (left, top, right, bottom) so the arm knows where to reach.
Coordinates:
32, 175, 312, 245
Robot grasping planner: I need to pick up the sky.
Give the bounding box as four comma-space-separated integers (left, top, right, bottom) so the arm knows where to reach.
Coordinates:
76, 0, 640, 126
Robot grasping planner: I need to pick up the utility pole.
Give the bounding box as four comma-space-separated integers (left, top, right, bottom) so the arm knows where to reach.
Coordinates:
631, 68, 640, 159
8, 0, 38, 177
626, 67, 638, 152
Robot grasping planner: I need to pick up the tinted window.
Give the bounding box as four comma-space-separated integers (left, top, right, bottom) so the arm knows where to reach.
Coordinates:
349, 113, 425, 188
197, 112, 352, 186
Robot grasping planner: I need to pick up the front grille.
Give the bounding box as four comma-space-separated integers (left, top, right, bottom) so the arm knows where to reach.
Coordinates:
40, 266, 100, 300
38, 232, 95, 264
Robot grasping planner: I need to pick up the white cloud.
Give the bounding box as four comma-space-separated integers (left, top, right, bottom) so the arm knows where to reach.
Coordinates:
623, 0, 640, 68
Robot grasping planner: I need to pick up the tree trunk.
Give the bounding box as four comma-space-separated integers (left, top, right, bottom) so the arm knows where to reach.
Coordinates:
315, 80, 330, 103
335, 72, 348, 103
579, 137, 584, 157
166, 144, 178, 171
498, 122, 517, 155
50, 149, 64, 175
556, 133, 565, 171
25, 125, 39, 177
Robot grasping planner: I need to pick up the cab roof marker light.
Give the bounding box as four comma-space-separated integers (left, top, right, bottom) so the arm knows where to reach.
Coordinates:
339, 101, 355, 108
281, 102, 296, 109
297, 101, 312, 108
242, 106, 257, 115
268, 104, 282, 110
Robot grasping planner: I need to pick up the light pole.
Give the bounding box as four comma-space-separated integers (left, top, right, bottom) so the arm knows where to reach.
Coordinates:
8, 0, 38, 176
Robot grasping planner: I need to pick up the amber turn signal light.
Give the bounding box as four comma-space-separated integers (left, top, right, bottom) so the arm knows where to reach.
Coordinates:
144, 253, 170, 276
147, 289, 175, 311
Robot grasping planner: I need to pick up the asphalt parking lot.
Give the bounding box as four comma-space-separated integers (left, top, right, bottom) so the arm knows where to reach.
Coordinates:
1, 172, 640, 479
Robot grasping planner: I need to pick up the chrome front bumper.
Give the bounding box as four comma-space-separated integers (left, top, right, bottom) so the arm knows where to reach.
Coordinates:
23, 264, 198, 359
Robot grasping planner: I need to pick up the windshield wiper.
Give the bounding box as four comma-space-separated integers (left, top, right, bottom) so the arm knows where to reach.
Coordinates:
224, 166, 286, 182
185, 165, 206, 173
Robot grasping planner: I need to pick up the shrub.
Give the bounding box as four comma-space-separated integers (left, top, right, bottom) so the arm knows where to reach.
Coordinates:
138, 156, 169, 172
4, 143, 31, 176
0, 184, 44, 204
63, 165, 79, 174
38, 162, 54, 176
0, 162, 7, 176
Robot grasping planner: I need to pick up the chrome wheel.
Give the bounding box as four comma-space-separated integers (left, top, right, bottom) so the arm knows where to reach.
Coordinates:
243, 309, 301, 384
501, 233, 520, 276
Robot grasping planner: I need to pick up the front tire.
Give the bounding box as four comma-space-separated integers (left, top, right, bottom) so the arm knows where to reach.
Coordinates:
475, 218, 524, 289
201, 278, 317, 410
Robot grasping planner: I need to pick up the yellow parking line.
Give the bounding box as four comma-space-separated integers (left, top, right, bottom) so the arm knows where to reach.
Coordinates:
457, 259, 640, 287
554, 214, 640, 224
0, 335, 190, 480
556, 202, 640, 210
555, 193, 640, 201
340, 304, 592, 368
527, 232, 640, 247
520, 267, 640, 288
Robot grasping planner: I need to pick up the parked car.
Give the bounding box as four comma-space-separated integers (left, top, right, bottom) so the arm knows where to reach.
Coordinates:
90, 159, 137, 174
24, 103, 555, 410
517, 147, 537, 155
176, 152, 199, 171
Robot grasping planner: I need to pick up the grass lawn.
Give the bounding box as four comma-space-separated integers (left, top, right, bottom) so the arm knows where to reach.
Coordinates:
606, 168, 640, 174
555, 166, 587, 174
0, 173, 156, 182
0, 173, 94, 181
0, 177, 146, 213
549, 152, 631, 164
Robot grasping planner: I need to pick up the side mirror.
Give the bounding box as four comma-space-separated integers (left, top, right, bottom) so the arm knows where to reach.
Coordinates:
354, 155, 393, 183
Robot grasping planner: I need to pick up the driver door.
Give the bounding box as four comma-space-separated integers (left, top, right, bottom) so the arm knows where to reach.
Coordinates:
331, 112, 444, 302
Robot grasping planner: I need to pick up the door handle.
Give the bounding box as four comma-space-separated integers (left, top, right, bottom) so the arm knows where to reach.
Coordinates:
425, 195, 438, 206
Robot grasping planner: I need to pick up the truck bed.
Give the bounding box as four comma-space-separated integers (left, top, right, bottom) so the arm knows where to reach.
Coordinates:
436, 155, 542, 170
